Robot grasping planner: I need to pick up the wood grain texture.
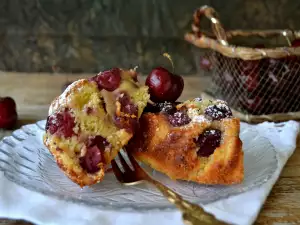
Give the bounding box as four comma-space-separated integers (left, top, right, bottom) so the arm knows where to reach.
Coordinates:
0, 72, 299, 225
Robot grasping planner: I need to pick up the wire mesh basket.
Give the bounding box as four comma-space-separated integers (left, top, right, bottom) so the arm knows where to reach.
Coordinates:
185, 5, 300, 123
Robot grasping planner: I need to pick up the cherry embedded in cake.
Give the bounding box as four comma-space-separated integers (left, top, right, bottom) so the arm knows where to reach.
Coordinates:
79, 135, 109, 173
204, 103, 232, 120
113, 92, 139, 134
46, 108, 75, 138
196, 129, 222, 157
143, 101, 178, 114
44, 68, 150, 187
126, 98, 244, 185
90, 68, 121, 91
168, 110, 191, 127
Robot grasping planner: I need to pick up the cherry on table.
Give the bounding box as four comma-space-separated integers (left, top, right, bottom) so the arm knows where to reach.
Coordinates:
145, 67, 184, 103
0, 97, 18, 129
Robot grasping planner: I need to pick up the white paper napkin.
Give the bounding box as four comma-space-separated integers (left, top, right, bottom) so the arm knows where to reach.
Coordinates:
0, 120, 299, 225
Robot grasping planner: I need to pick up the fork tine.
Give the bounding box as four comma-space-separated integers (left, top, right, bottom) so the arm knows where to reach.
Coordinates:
127, 152, 142, 170
111, 160, 125, 183
118, 152, 132, 172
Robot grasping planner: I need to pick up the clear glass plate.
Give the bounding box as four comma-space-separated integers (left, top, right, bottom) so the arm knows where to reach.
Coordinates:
0, 120, 278, 212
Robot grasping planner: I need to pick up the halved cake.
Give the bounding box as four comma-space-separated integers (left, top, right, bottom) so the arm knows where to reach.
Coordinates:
126, 98, 244, 185
44, 68, 149, 187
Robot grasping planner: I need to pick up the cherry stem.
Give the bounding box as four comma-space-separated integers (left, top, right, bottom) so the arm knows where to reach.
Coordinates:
163, 53, 175, 73
285, 36, 292, 47
282, 31, 291, 47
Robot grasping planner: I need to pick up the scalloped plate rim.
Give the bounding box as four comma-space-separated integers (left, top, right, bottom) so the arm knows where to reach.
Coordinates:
0, 120, 279, 212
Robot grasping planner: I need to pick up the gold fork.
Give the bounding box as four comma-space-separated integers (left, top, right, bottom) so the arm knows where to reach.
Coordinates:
111, 151, 228, 225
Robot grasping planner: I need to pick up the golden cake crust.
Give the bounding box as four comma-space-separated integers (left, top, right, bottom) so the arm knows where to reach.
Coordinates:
127, 112, 244, 185
44, 138, 106, 187
44, 79, 107, 187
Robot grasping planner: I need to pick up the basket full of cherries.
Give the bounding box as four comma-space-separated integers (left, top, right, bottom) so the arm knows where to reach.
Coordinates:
185, 5, 300, 123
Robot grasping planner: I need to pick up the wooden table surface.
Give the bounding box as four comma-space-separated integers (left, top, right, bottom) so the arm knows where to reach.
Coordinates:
0, 72, 299, 225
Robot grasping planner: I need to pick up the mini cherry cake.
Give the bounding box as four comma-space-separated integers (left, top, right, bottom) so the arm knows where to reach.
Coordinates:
126, 98, 244, 185
44, 68, 149, 187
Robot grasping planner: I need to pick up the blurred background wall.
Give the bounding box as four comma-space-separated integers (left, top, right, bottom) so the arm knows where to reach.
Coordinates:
1, 0, 300, 75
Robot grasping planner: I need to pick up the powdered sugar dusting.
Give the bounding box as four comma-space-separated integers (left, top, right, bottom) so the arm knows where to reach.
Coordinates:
187, 108, 210, 123
208, 129, 216, 135
168, 111, 191, 127
49, 79, 87, 115
193, 115, 209, 123
204, 103, 232, 120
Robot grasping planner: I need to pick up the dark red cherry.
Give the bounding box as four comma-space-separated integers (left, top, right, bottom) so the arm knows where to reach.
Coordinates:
46, 108, 75, 138
118, 93, 138, 116
204, 104, 232, 120
87, 135, 110, 149
0, 97, 18, 129
113, 115, 138, 134
80, 135, 109, 173
113, 92, 138, 133
0, 97, 16, 109
79, 145, 103, 173
292, 39, 300, 47
168, 110, 191, 127
196, 129, 222, 157
144, 101, 181, 114
146, 67, 184, 102
91, 68, 121, 91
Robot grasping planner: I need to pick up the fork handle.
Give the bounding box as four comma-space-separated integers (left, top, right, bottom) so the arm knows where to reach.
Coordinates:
147, 178, 228, 225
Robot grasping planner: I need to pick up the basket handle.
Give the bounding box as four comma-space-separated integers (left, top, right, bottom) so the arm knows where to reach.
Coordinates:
192, 5, 228, 45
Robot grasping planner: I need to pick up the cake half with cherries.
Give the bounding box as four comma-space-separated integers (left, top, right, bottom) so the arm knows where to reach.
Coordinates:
44, 68, 149, 187
126, 98, 244, 185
